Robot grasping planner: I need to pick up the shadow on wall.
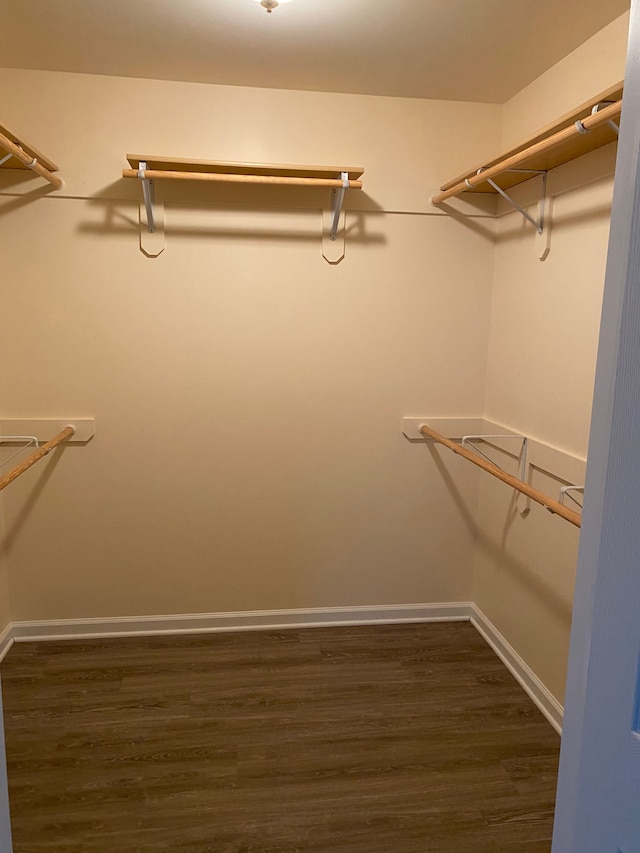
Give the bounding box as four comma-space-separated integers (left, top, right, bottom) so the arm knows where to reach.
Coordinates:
75, 197, 388, 248
496, 201, 613, 244
493, 498, 573, 625
0, 173, 501, 246
0, 449, 67, 559
425, 443, 480, 541
429, 200, 498, 243
0, 179, 59, 219
423, 442, 573, 626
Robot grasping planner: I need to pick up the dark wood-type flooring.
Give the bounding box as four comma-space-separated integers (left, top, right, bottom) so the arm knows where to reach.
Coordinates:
0, 622, 560, 853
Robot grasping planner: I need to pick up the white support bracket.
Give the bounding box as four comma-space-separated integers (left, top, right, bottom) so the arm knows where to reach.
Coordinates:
483, 169, 547, 234
138, 161, 155, 233
462, 434, 529, 513
0, 436, 39, 473
473, 168, 550, 260
323, 171, 349, 264
0, 152, 13, 167
461, 434, 528, 480
588, 102, 620, 136
559, 485, 585, 506
136, 160, 165, 257
330, 172, 350, 241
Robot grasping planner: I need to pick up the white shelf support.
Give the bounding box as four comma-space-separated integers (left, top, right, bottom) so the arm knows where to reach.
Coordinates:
589, 102, 620, 136
463, 433, 529, 513
330, 172, 350, 241
137, 161, 156, 233
559, 485, 585, 506
480, 169, 548, 235
462, 434, 528, 480
323, 171, 350, 264
0, 436, 39, 473
135, 160, 165, 257
477, 167, 550, 260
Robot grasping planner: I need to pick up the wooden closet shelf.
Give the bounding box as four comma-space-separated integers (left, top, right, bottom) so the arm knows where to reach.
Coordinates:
124, 155, 364, 256
0, 121, 61, 189
433, 82, 622, 204
124, 156, 364, 188
419, 423, 581, 528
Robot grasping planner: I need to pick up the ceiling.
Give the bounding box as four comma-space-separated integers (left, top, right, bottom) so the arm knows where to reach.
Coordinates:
0, 0, 630, 103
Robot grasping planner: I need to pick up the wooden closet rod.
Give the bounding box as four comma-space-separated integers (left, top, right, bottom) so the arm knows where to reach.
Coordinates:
432, 99, 622, 205
0, 426, 75, 492
122, 168, 364, 189
419, 424, 581, 528
0, 131, 62, 189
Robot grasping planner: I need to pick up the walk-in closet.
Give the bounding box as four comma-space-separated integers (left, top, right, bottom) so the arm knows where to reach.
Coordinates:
0, 2, 637, 851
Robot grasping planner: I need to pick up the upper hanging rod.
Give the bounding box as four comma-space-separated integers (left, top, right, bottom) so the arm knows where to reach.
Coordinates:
419, 423, 581, 528
431, 99, 622, 206
0, 425, 75, 492
0, 129, 62, 189
123, 167, 363, 190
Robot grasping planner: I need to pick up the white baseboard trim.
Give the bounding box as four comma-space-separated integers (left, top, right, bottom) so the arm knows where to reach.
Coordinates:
470, 604, 564, 735
2, 601, 563, 734
9, 602, 473, 643
0, 625, 13, 665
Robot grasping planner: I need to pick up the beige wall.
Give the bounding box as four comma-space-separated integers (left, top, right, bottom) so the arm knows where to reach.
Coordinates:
501, 12, 629, 149
0, 499, 10, 636
0, 69, 499, 621
0, 432, 14, 638
473, 16, 627, 703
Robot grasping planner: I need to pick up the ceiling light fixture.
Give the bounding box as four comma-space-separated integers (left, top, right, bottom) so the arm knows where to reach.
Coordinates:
254, 0, 293, 13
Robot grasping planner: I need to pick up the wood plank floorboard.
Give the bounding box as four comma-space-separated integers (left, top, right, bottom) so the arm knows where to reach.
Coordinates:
0, 622, 560, 852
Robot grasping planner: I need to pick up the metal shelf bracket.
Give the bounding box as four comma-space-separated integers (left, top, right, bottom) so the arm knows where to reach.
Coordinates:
589, 102, 620, 135
462, 433, 529, 513
137, 161, 156, 234
330, 172, 350, 241
461, 434, 528, 482
0, 435, 40, 472
135, 160, 165, 256
323, 171, 350, 263
469, 168, 548, 235
559, 485, 585, 507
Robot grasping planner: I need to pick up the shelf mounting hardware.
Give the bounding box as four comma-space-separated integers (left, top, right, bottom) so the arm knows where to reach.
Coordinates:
137, 160, 156, 234
468, 168, 547, 234
559, 485, 585, 507
330, 172, 350, 241
0, 435, 40, 473
462, 433, 529, 512
461, 434, 528, 482
590, 102, 620, 135
577, 103, 620, 136
125, 156, 362, 262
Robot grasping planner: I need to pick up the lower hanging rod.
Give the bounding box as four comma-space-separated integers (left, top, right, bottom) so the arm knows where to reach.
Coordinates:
0, 425, 75, 492
419, 423, 581, 528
